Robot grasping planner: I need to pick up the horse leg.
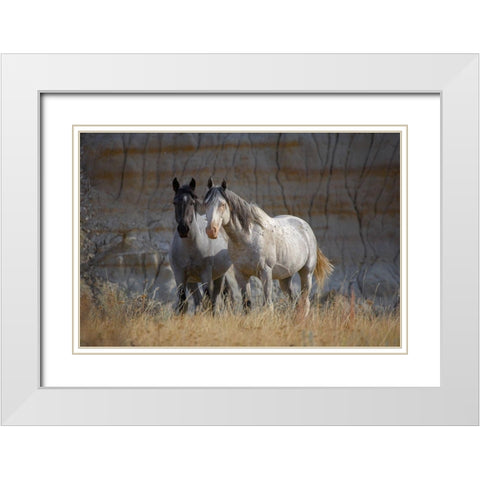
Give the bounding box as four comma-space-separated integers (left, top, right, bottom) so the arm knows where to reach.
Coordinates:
260, 266, 274, 310
298, 267, 313, 317
175, 283, 188, 315
279, 276, 295, 302
200, 268, 214, 312
188, 282, 202, 313
211, 276, 225, 314
172, 270, 188, 315
222, 266, 240, 311
234, 268, 251, 314
221, 275, 232, 309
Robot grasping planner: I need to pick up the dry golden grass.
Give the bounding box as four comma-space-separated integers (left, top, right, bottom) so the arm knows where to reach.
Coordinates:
80, 281, 400, 348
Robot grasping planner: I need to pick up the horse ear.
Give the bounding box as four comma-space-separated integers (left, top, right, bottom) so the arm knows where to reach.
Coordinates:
189, 178, 196, 191
173, 177, 180, 192
207, 177, 213, 189
221, 179, 227, 190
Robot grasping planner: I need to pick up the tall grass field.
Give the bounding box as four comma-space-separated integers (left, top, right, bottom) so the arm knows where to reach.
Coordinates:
80, 281, 400, 348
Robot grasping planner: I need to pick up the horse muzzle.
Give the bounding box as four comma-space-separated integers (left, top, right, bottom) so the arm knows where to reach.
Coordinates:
206, 226, 218, 239
177, 224, 190, 238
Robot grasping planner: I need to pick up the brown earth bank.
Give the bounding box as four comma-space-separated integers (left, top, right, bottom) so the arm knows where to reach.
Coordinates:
80, 132, 400, 308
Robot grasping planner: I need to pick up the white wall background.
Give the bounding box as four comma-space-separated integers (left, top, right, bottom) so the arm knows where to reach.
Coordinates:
1, 2, 478, 479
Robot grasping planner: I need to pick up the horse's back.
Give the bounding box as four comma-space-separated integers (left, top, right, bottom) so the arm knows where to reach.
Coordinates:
274, 215, 316, 244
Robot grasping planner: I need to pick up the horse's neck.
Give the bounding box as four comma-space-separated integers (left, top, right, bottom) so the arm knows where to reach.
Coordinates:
187, 212, 204, 241
223, 220, 252, 246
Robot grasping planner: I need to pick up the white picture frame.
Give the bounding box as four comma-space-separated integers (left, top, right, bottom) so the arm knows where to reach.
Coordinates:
1, 54, 478, 425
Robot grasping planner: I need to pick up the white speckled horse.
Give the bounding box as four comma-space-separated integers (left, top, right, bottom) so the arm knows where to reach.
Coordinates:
168, 177, 234, 314
204, 178, 333, 315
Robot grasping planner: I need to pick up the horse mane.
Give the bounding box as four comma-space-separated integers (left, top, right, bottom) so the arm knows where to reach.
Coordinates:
205, 186, 270, 232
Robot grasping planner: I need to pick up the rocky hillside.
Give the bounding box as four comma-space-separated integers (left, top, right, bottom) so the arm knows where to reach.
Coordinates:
80, 132, 400, 307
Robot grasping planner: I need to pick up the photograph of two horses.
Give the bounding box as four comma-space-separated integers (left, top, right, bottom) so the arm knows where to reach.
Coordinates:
80, 131, 401, 348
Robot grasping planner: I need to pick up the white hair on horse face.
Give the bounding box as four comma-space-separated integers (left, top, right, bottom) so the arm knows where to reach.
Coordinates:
204, 186, 224, 207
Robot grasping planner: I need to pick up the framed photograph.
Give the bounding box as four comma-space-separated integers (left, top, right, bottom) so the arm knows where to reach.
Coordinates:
73, 124, 405, 353
2, 54, 478, 424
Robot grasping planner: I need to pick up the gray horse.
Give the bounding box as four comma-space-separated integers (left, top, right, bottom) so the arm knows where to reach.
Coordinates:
204, 178, 333, 316
168, 177, 234, 314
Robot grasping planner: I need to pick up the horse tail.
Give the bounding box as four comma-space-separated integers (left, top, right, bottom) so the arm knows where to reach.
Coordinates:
314, 246, 333, 291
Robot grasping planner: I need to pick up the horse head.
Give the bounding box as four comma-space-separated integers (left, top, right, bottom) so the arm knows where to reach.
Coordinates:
172, 177, 198, 238
204, 177, 230, 239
